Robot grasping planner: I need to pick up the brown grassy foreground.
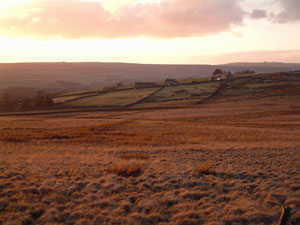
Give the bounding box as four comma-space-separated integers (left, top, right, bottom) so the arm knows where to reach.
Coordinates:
1, 89, 300, 224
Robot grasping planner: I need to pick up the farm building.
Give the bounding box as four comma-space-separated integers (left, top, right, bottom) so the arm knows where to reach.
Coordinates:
165, 79, 179, 86
211, 69, 233, 81
134, 82, 158, 89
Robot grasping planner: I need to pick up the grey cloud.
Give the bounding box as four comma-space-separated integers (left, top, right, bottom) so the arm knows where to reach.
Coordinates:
272, 0, 300, 22
249, 9, 268, 19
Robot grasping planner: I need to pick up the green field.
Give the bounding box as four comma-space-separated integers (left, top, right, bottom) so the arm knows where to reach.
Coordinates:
139, 82, 219, 104
221, 72, 300, 96
53, 94, 97, 103
57, 88, 104, 97
67, 88, 159, 107
57, 84, 135, 97
58, 82, 220, 107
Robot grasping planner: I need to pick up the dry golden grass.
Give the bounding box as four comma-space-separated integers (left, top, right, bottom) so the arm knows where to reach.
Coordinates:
1, 83, 300, 224
119, 153, 150, 160
194, 163, 213, 175
106, 163, 143, 177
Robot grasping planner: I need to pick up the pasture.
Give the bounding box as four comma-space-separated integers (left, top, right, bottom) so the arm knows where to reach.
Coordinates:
66, 88, 159, 107
55, 81, 219, 108
137, 82, 219, 106
53, 94, 98, 104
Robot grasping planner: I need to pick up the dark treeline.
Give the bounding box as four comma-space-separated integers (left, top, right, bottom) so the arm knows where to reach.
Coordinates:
0, 90, 55, 112
234, 69, 256, 75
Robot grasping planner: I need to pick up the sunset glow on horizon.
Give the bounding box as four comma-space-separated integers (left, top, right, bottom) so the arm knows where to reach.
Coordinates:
0, 0, 300, 64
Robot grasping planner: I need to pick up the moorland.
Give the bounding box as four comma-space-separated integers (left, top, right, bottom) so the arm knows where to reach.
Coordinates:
1, 71, 300, 225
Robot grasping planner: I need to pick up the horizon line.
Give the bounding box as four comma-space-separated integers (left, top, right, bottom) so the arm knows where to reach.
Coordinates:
0, 61, 299, 65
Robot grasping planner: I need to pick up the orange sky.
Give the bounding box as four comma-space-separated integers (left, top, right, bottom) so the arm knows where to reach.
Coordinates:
0, 0, 300, 64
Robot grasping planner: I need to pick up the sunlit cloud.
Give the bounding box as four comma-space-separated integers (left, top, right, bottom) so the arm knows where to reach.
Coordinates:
0, 0, 300, 64
0, 0, 245, 39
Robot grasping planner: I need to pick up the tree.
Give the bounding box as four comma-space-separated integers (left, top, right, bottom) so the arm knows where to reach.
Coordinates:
213, 69, 223, 75
21, 97, 32, 110
44, 96, 54, 107
234, 70, 255, 75
1, 93, 13, 108
34, 90, 46, 107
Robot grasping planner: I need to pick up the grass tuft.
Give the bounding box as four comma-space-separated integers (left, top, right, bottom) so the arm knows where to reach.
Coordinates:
106, 163, 143, 177
194, 163, 213, 175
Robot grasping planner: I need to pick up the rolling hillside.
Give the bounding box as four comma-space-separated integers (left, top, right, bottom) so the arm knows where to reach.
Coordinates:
1, 62, 299, 98
1, 72, 300, 225
52, 71, 300, 109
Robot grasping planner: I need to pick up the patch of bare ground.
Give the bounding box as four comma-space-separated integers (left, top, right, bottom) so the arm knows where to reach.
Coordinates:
1, 92, 300, 224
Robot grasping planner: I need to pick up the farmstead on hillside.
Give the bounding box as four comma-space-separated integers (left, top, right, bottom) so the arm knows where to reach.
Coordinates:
211, 69, 233, 81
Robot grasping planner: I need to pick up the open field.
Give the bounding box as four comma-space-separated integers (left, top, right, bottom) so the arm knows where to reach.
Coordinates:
53, 94, 98, 104
66, 88, 159, 107
54, 82, 219, 108
136, 82, 219, 107
1, 72, 300, 225
220, 73, 300, 98
57, 89, 105, 98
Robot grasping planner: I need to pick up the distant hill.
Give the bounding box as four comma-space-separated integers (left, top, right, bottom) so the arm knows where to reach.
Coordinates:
1, 62, 299, 97
221, 62, 300, 72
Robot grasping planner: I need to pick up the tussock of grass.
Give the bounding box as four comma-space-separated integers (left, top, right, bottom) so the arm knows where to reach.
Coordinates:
106, 163, 143, 177
120, 153, 150, 160
194, 163, 213, 175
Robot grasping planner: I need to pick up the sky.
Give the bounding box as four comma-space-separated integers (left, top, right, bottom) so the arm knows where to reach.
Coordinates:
0, 0, 300, 64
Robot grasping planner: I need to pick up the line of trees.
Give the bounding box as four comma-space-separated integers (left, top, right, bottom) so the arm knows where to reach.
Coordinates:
234, 70, 255, 75
0, 90, 54, 111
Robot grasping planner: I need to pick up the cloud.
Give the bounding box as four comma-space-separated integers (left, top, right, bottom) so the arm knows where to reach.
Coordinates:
249, 9, 267, 19
190, 50, 300, 64
0, 1, 111, 38
0, 0, 245, 39
272, 0, 300, 22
